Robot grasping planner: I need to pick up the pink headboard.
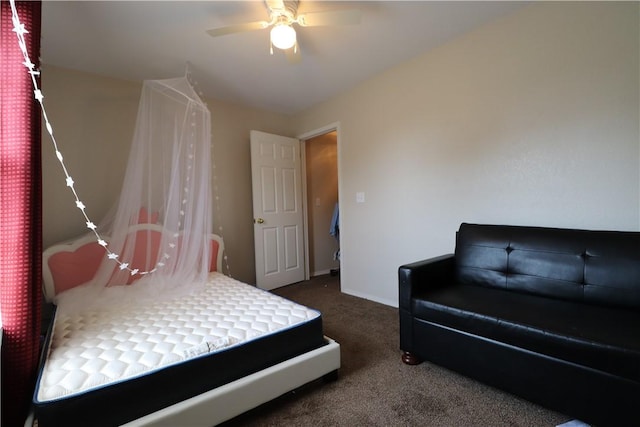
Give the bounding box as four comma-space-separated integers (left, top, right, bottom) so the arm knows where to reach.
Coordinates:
42, 224, 224, 302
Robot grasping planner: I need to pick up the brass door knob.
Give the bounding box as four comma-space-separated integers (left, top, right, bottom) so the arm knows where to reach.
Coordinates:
255, 218, 265, 224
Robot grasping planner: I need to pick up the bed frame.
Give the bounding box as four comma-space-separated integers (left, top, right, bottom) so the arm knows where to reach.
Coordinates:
31, 223, 340, 426
123, 337, 339, 426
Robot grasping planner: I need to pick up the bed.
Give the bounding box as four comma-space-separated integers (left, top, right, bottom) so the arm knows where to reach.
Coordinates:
31, 223, 340, 426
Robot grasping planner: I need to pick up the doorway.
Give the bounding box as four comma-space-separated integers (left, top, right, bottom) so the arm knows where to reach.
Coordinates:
303, 130, 340, 278
249, 126, 340, 289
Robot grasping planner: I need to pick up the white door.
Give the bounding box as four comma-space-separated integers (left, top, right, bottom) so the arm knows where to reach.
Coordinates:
250, 130, 305, 289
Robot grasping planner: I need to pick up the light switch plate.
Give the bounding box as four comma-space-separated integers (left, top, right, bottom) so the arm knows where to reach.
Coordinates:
356, 192, 365, 203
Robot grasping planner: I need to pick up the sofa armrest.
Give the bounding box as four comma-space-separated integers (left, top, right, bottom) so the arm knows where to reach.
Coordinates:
398, 254, 455, 310
398, 254, 455, 358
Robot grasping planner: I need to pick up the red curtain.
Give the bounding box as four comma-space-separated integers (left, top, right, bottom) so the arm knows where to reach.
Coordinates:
1, 1, 43, 426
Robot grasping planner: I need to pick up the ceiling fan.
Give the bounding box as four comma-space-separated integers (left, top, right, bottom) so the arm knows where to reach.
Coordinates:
206, 0, 361, 62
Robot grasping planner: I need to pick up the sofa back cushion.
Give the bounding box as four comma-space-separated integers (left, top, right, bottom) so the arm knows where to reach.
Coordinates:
454, 223, 640, 310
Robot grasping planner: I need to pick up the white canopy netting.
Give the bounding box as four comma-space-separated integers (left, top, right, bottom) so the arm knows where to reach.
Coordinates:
56, 76, 214, 311
9, 3, 215, 311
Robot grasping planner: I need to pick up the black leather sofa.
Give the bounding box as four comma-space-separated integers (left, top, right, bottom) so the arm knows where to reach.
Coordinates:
399, 223, 640, 426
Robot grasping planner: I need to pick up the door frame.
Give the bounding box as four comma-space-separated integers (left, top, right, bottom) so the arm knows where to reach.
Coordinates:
298, 122, 342, 281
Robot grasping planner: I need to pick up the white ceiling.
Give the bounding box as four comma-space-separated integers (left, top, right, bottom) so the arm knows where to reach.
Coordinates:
41, 1, 525, 114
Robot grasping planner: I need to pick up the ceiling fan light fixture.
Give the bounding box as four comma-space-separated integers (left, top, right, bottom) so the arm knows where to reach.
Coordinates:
270, 23, 296, 50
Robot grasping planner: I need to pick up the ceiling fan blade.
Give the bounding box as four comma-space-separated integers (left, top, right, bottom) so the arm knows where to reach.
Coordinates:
296, 9, 361, 27
206, 21, 270, 38
266, 0, 286, 13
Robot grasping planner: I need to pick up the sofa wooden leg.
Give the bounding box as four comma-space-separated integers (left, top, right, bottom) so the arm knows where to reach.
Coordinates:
401, 351, 421, 365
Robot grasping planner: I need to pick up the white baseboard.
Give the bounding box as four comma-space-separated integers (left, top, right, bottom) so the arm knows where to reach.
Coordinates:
311, 269, 331, 277
341, 287, 397, 308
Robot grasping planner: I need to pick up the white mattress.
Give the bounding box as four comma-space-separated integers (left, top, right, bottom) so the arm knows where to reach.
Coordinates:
36, 272, 320, 403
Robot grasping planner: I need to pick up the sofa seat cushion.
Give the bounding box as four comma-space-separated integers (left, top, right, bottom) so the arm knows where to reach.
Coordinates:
412, 284, 640, 382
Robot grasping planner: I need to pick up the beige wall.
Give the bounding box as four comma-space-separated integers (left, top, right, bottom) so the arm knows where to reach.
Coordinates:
41, 65, 294, 285
305, 132, 340, 276
41, 66, 140, 248
293, 2, 640, 305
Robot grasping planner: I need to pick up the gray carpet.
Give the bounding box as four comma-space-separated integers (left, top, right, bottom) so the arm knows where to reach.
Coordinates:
221, 274, 572, 426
